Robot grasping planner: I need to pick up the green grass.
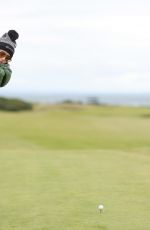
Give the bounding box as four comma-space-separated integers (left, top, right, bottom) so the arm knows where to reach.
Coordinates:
1, 104, 150, 150
0, 105, 150, 229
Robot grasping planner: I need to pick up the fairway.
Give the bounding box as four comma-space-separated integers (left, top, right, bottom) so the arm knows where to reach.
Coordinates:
0, 105, 150, 230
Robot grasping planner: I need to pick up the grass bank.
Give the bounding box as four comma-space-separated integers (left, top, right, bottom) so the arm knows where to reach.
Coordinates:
0, 104, 150, 150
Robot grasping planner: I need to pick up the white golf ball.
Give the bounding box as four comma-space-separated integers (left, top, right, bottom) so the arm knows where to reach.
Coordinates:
98, 204, 104, 211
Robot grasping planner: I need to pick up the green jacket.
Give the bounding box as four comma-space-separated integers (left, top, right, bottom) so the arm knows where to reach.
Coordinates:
0, 63, 12, 87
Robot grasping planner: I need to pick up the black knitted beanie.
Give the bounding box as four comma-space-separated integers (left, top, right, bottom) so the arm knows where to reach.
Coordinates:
0, 30, 19, 58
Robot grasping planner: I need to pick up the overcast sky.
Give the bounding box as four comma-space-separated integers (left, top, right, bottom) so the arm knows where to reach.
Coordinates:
1, 0, 150, 95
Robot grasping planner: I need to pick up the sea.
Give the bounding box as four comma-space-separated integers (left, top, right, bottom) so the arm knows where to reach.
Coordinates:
2, 92, 150, 107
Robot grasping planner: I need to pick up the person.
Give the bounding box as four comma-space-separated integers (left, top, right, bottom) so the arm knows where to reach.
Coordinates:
0, 30, 19, 87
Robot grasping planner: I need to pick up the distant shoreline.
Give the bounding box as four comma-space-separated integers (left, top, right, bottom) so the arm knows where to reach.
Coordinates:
1, 92, 150, 107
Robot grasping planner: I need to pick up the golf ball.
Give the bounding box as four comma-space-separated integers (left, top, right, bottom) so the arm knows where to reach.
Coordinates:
98, 204, 104, 211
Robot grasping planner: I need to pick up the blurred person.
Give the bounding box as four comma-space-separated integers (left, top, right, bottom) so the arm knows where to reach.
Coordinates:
0, 30, 19, 87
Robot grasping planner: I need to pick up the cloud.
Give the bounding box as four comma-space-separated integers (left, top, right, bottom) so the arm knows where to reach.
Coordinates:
1, 0, 150, 95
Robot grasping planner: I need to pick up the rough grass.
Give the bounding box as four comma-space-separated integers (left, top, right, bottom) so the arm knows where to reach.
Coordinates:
0, 105, 150, 229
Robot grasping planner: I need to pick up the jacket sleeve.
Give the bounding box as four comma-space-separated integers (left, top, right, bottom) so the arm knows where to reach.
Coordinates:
0, 64, 12, 87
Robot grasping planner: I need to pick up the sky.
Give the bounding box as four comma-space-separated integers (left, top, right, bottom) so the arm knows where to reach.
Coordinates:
1, 0, 150, 95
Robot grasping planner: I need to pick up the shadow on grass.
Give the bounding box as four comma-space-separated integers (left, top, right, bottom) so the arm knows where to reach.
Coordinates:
140, 114, 150, 118
94, 224, 107, 230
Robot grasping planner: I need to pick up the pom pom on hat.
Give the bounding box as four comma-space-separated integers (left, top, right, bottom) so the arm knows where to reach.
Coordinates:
8, 30, 19, 43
